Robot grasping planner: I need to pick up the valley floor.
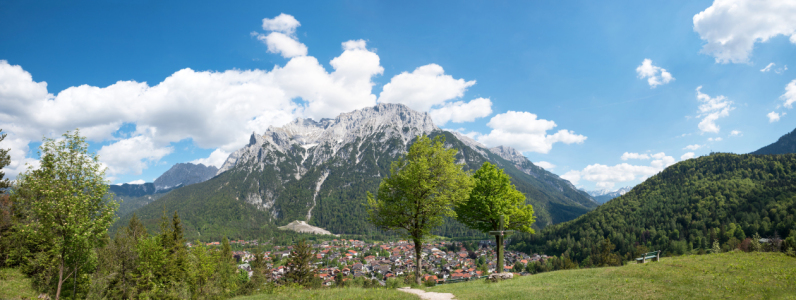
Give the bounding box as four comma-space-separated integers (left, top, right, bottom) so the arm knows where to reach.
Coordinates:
424, 251, 796, 299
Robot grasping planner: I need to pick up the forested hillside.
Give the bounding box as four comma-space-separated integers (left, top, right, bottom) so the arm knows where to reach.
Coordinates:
752, 127, 796, 155
508, 153, 796, 263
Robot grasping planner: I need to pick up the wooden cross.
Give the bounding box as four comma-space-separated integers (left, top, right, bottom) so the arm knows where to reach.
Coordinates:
489, 215, 514, 274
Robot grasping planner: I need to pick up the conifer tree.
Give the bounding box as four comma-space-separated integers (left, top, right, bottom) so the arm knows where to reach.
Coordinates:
0, 129, 10, 190
284, 239, 316, 287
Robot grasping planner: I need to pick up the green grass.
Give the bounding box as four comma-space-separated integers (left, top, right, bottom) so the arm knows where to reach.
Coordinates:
0, 268, 39, 299
424, 252, 796, 299
233, 287, 419, 300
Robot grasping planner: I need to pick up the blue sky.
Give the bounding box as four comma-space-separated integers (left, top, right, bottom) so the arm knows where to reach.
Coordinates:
1, 0, 795, 190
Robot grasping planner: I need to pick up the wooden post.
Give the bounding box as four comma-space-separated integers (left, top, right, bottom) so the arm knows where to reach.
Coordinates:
489, 215, 515, 274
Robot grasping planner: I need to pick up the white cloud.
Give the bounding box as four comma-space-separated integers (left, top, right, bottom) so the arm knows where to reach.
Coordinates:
97, 135, 173, 176
730, 130, 742, 136
428, 97, 492, 126
768, 111, 782, 122
562, 152, 676, 188
782, 79, 796, 108
534, 161, 555, 170
0, 14, 389, 180
190, 148, 230, 168
261, 13, 301, 35
776, 65, 788, 74
684, 144, 703, 150
621, 152, 650, 160
681, 152, 696, 160
695, 86, 734, 133
475, 111, 586, 154
378, 64, 475, 112
127, 179, 146, 185
761, 63, 776, 72
708, 137, 723, 142
693, 0, 796, 63
636, 59, 675, 88
258, 32, 308, 58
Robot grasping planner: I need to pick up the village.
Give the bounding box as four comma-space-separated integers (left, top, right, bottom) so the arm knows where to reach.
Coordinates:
196, 239, 548, 286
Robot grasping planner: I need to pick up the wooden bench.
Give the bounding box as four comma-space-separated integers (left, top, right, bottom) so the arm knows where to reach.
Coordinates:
636, 250, 660, 263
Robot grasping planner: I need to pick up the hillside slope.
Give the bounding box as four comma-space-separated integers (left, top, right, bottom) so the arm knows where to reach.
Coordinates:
425, 252, 796, 300
116, 104, 595, 240
752, 127, 796, 155
509, 153, 796, 262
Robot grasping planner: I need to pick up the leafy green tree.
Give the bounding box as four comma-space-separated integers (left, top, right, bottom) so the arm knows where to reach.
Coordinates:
367, 135, 474, 284
455, 162, 535, 273
284, 239, 316, 287
12, 130, 117, 299
0, 129, 10, 190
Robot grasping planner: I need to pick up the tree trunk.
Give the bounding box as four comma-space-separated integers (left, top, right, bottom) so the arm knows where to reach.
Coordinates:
414, 239, 422, 285
56, 259, 64, 300
496, 234, 504, 274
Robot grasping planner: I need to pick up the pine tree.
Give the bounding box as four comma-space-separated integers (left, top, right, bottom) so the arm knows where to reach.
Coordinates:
0, 129, 10, 191
284, 239, 316, 287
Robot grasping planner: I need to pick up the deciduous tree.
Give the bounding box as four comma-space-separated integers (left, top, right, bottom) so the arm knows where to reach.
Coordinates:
12, 130, 118, 299
367, 135, 473, 284
455, 162, 535, 273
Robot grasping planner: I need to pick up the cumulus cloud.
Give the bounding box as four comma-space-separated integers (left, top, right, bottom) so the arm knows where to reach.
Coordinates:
190, 148, 230, 168
681, 152, 696, 160
693, 0, 796, 64
428, 98, 493, 126
636, 59, 675, 88
562, 152, 676, 189
534, 161, 555, 170
695, 86, 734, 133
730, 130, 742, 136
378, 64, 476, 112
621, 152, 650, 160
258, 32, 308, 58
684, 144, 703, 150
255, 13, 308, 58
97, 135, 173, 176
782, 79, 796, 108
0, 15, 389, 181
474, 111, 586, 154
768, 111, 782, 122
261, 13, 301, 35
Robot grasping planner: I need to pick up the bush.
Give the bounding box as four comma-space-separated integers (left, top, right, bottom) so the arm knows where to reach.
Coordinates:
423, 279, 436, 287
385, 277, 402, 289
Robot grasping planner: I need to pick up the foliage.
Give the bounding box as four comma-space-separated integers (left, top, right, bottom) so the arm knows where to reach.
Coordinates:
752, 127, 796, 155
10, 130, 118, 299
284, 239, 316, 287
368, 135, 474, 284
0, 129, 10, 191
509, 153, 796, 265
455, 162, 535, 273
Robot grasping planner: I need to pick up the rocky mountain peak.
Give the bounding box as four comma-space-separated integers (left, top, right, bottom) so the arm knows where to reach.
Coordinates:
154, 163, 218, 191
217, 103, 438, 175
489, 145, 527, 165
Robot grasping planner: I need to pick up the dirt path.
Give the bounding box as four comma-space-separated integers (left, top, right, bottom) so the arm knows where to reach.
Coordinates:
397, 287, 456, 300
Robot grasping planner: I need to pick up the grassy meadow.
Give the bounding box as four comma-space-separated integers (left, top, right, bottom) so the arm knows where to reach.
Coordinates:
425, 251, 796, 299
0, 268, 39, 299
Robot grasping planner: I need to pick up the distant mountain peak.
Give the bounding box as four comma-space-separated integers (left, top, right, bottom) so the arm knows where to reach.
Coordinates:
154, 162, 218, 191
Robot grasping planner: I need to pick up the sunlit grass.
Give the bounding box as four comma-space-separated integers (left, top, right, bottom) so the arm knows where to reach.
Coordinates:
0, 268, 39, 299
425, 251, 796, 299
233, 286, 419, 300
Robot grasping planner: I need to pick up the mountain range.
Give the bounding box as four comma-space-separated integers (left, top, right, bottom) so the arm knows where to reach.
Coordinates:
752, 127, 796, 155
113, 103, 597, 240
585, 187, 633, 204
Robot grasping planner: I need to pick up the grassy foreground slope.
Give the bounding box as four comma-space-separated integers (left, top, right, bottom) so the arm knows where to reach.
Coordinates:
0, 268, 38, 299
426, 252, 796, 300
233, 287, 418, 300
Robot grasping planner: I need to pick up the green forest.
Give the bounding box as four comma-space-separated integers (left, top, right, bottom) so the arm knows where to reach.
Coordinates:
508, 152, 796, 265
